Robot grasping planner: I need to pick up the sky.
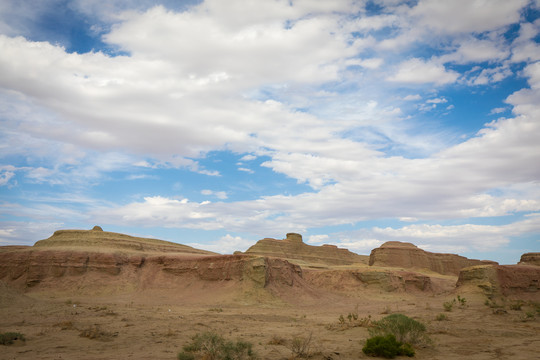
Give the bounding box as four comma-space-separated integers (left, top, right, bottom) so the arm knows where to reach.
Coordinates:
1, 0, 539, 264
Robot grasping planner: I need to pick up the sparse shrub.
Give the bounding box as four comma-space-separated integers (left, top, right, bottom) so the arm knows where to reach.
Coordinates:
456, 295, 467, 308
0, 332, 25, 345
179, 331, 256, 360
79, 326, 117, 341
268, 335, 286, 346
519, 311, 535, 322
443, 299, 455, 312
208, 308, 224, 313
492, 308, 507, 315
332, 312, 371, 330
53, 321, 75, 330
368, 314, 428, 346
362, 334, 414, 358
290, 332, 312, 358
509, 301, 523, 311
435, 313, 448, 321
485, 299, 503, 309
177, 352, 195, 360
529, 301, 540, 315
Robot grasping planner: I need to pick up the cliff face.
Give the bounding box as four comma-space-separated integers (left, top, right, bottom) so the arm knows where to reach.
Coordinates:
518, 253, 540, 266
303, 268, 445, 294
0, 228, 312, 303
368, 241, 497, 276
456, 264, 540, 298
0, 248, 306, 300
241, 233, 368, 266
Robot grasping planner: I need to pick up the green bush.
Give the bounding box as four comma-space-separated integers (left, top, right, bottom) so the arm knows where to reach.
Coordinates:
178, 331, 256, 360
368, 314, 428, 346
362, 334, 414, 358
0, 332, 25, 345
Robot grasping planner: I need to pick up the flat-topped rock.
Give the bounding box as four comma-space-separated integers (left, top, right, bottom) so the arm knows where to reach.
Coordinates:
518, 252, 540, 266
33, 227, 216, 255
457, 264, 540, 298
369, 241, 497, 275
240, 233, 368, 266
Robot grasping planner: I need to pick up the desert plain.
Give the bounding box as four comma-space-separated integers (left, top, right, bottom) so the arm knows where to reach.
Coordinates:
0, 228, 539, 360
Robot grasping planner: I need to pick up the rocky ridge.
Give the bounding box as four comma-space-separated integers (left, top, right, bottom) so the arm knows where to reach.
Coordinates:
1, 228, 537, 302
518, 252, 540, 266
369, 241, 497, 275
240, 233, 368, 266
456, 264, 540, 299
33, 226, 216, 255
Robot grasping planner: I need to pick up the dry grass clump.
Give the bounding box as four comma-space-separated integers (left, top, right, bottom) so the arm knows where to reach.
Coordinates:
289, 332, 313, 359
178, 331, 256, 360
0, 332, 25, 345
79, 326, 118, 341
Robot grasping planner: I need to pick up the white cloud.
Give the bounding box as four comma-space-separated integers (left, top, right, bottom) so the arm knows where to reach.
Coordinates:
307, 234, 329, 244
240, 154, 256, 161
441, 37, 510, 64
238, 167, 254, 174
357, 58, 384, 69
187, 233, 255, 254
387, 58, 459, 85
410, 0, 528, 34
403, 94, 421, 101
489, 107, 507, 115
426, 97, 447, 104
0, 165, 15, 186
201, 189, 228, 200
511, 21, 540, 63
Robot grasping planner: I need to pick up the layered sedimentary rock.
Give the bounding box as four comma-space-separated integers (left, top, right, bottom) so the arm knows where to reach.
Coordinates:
456, 264, 540, 298
303, 268, 441, 293
0, 247, 306, 297
518, 252, 540, 266
241, 233, 368, 266
0, 228, 315, 303
34, 226, 215, 255
369, 241, 497, 275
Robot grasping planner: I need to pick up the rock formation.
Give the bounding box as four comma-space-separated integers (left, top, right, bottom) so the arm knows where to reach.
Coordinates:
456, 264, 540, 298
518, 252, 540, 266
369, 241, 497, 276
240, 233, 368, 266
303, 268, 444, 293
33, 226, 215, 255
0, 229, 318, 303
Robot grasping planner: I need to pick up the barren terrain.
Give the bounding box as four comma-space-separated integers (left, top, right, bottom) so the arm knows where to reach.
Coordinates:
0, 229, 538, 359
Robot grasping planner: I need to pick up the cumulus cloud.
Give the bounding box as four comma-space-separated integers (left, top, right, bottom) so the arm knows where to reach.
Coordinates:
1, 0, 539, 263
410, 0, 528, 34
387, 58, 459, 85
187, 233, 255, 254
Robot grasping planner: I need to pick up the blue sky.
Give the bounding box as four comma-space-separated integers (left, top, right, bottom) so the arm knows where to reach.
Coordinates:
1, 0, 539, 264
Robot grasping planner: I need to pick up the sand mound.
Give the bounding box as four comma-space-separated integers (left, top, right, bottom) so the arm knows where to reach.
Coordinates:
239, 233, 368, 267
369, 241, 497, 275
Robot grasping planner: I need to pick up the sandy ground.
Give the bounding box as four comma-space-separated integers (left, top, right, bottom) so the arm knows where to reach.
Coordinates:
1, 287, 539, 360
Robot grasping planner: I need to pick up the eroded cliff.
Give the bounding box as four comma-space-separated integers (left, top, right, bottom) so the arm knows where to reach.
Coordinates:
369, 241, 497, 275
241, 233, 368, 266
